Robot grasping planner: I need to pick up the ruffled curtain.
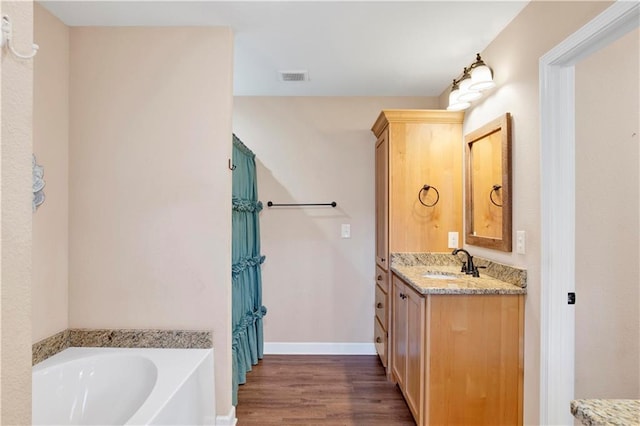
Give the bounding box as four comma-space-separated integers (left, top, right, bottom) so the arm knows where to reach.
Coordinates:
232, 134, 267, 406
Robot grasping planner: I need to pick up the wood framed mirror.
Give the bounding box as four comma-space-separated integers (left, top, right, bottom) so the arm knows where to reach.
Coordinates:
465, 113, 512, 251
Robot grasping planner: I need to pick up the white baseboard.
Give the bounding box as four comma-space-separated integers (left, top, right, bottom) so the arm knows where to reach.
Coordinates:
264, 342, 377, 355
215, 406, 237, 426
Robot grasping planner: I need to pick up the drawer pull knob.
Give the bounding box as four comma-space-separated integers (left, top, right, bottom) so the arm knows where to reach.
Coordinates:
376, 302, 383, 309
376, 337, 382, 343
377, 275, 383, 281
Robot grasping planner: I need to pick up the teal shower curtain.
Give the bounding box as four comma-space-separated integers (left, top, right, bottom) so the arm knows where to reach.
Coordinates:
231, 134, 267, 406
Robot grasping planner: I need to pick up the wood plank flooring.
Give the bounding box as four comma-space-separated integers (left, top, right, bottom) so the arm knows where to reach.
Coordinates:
236, 355, 416, 426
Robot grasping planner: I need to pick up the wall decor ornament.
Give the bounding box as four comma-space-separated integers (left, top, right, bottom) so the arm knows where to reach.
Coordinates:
33, 154, 45, 212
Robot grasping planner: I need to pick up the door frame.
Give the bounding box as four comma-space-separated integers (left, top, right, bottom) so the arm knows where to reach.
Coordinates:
539, 2, 639, 424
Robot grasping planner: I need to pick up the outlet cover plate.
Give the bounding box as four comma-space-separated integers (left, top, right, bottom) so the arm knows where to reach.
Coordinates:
448, 232, 459, 249
516, 230, 526, 254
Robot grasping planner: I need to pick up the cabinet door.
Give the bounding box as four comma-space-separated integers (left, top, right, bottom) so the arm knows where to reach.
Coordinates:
388, 121, 462, 252
404, 285, 425, 423
391, 275, 407, 387
375, 131, 389, 270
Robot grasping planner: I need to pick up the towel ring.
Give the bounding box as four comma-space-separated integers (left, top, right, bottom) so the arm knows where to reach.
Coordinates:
418, 185, 439, 207
490, 184, 503, 207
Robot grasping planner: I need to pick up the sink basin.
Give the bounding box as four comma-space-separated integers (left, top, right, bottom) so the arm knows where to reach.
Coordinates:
422, 273, 460, 280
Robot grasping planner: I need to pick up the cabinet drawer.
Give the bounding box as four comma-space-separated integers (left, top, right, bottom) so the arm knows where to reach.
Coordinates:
375, 266, 388, 292
374, 317, 387, 367
375, 284, 388, 328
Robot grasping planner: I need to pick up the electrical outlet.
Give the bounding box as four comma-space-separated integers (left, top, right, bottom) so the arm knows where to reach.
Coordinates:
448, 232, 459, 248
341, 224, 351, 239
516, 230, 526, 254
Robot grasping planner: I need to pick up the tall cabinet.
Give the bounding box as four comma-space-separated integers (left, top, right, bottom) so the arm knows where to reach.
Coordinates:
371, 110, 464, 373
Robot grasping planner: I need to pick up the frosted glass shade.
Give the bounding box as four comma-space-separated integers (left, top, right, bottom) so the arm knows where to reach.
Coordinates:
447, 86, 470, 111
448, 87, 461, 105
469, 64, 496, 91
447, 100, 470, 111
458, 76, 481, 102
458, 89, 482, 102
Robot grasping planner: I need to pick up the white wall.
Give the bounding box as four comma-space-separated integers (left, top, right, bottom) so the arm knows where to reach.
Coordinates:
233, 97, 437, 345
575, 27, 639, 399
33, 3, 69, 344
67, 27, 234, 415
441, 1, 611, 424
0, 0, 34, 422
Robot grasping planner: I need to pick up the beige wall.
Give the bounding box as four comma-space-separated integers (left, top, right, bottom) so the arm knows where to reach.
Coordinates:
0, 0, 34, 423
68, 27, 234, 415
575, 28, 639, 399
33, 4, 69, 344
443, 1, 611, 424
233, 97, 436, 343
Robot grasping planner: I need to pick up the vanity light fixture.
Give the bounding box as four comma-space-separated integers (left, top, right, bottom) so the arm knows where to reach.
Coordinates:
447, 54, 495, 111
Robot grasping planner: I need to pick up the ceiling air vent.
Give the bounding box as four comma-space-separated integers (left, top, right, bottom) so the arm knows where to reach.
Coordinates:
279, 70, 309, 82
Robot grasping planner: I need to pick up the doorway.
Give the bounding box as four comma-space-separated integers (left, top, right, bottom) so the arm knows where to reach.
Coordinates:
539, 2, 639, 424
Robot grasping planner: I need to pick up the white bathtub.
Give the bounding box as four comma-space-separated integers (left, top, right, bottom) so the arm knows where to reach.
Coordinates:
33, 347, 215, 425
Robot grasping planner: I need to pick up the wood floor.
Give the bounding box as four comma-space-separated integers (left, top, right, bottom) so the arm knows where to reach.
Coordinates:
236, 355, 416, 426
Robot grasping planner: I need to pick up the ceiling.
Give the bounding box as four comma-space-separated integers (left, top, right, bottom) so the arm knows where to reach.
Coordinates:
39, 1, 529, 97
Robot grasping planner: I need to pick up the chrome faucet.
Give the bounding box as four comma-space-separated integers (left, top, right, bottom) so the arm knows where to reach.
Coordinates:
451, 248, 480, 277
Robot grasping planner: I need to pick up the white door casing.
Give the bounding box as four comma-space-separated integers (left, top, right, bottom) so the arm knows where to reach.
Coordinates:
539, 2, 640, 425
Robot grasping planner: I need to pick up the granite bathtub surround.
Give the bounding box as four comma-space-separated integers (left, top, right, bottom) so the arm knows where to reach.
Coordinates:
571, 399, 640, 426
33, 328, 213, 365
391, 252, 527, 288
390, 252, 527, 295
32, 329, 70, 365
70, 328, 213, 349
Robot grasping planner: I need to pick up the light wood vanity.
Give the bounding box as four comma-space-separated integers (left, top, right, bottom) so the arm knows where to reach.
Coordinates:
372, 109, 464, 371
371, 110, 525, 425
391, 257, 525, 426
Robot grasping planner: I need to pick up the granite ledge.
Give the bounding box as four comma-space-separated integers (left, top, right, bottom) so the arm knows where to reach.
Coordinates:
70, 328, 213, 349
32, 329, 70, 365
33, 328, 213, 365
571, 399, 640, 426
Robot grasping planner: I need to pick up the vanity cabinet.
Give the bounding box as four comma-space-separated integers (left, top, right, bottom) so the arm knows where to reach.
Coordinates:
391, 274, 425, 423
391, 272, 525, 426
372, 110, 464, 371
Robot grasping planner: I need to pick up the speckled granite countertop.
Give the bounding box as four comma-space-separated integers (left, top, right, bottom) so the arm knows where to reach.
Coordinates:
571, 399, 639, 426
390, 252, 527, 295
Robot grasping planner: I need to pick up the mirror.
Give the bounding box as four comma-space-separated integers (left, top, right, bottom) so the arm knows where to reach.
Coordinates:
465, 113, 512, 251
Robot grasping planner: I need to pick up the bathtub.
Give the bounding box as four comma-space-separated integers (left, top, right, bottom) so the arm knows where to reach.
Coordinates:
32, 347, 215, 425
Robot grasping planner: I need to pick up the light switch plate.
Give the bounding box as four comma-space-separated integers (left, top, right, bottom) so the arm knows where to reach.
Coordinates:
516, 230, 526, 254
341, 224, 351, 239
448, 232, 459, 249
